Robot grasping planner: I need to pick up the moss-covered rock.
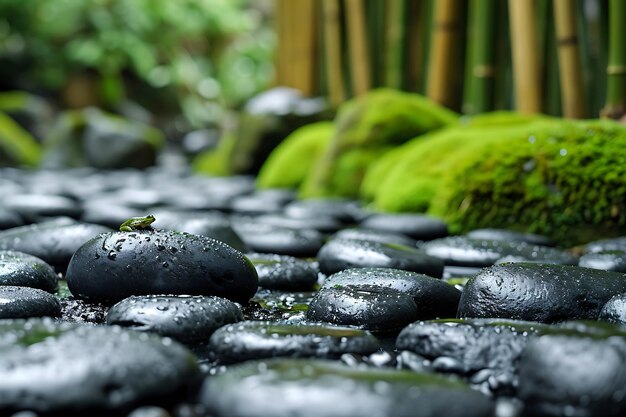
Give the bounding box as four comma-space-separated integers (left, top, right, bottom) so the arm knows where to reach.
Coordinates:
372, 118, 626, 246
0, 112, 42, 167
256, 122, 334, 189
41, 108, 164, 169
300, 89, 458, 198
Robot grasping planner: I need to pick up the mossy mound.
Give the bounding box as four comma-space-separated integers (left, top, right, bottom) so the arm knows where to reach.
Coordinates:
372, 118, 626, 246
256, 121, 334, 189
300, 88, 458, 198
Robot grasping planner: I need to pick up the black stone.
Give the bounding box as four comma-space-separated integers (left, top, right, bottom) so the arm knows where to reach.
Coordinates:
107, 295, 243, 344
518, 334, 626, 417
360, 213, 448, 240
208, 321, 380, 363
0, 250, 58, 292
599, 293, 626, 324
422, 236, 578, 267
66, 230, 258, 304
200, 359, 494, 417
3, 194, 83, 222
333, 227, 417, 247
584, 236, 626, 254
579, 251, 626, 272
317, 238, 444, 277
0, 286, 61, 318
0, 319, 200, 414
248, 253, 318, 291
458, 263, 626, 322
322, 268, 460, 319
466, 228, 553, 246
0, 208, 23, 230
255, 213, 344, 233
307, 286, 418, 332
0, 219, 112, 272
233, 221, 324, 257
283, 198, 364, 224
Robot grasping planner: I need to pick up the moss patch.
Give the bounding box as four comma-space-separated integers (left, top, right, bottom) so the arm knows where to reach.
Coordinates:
193, 133, 238, 176
0, 111, 42, 167
256, 121, 334, 189
300, 88, 458, 198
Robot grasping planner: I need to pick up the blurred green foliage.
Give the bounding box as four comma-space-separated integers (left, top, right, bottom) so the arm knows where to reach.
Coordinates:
0, 0, 274, 127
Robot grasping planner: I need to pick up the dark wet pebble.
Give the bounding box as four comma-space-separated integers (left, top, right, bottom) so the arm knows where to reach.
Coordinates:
233, 221, 323, 257
0, 286, 61, 318
66, 230, 258, 304
579, 250, 626, 272
255, 213, 343, 233
0, 250, 58, 292
360, 213, 448, 241
151, 210, 247, 252
0, 208, 23, 230
422, 236, 577, 267
322, 268, 460, 319
81, 201, 141, 229
518, 333, 626, 417
107, 295, 243, 344
0, 219, 112, 272
458, 263, 626, 322
60, 298, 108, 323
247, 253, 318, 291
229, 191, 291, 215
317, 238, 444, 277
2, 193, 83, 222
284, 199, 364, 223
208, 321, 380, 363
333, 227, 417, 247
307, 286, 418, 332
466, 228, 553, 246
584, 236, 626, 254
200, 358, 494, 417
0, 319, 199, 414
599, 293, 626, 324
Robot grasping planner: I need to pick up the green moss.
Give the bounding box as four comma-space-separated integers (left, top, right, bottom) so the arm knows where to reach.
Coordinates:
458, 111, 551, 128
256, 121, 333, 189
0, 111, 42, 167
193, 133, 238, 176
301, 88, 458, 198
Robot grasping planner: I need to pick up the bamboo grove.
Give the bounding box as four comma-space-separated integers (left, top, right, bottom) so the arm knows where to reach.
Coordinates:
274, 0, 626, 120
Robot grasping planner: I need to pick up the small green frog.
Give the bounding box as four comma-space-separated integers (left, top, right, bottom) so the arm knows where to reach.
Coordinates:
119, 215, 156, 232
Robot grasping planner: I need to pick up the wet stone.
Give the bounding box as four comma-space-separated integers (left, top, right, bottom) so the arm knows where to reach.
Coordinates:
208, 321, 380, 363
307, 286, 418, 332
466, 228, 553, 246
317, 238, 444, 278
579, 250, 626, 272
0, 318, 200, 414
359, 213, 449, 241
0, 286, 61, 319
66, 230, 258, 304
229, 193, 290, 215
458, 263, 626, 322
0, 219, 112, 272
284, 198, 364, 223
60, 298, 108, 324
233, 221, 323, 257
248, 289, 316, 321
599, 293, 626, 324
333, 227, 417, 247
0, 208, 23, 230
0, 250, 58, 292
584, 236, 626, 254
247, 253, 318, 291
107, 295, 243, 344
322, 268, 460, 320
518, 333, 626, 417
200, 358, 494, 417
255, 213, 344, 234
421, 236, 577, 267
3, 193, 83, 223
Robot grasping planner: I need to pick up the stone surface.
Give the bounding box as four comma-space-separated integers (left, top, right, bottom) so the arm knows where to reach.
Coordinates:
360, 213, 448, 241
208, 321, 380, 363
599, 293, 626, 324
200, 358, 494, 417
0, 286, 61, 318
333, 228, 417, 247
458, 263, 626, 322
3, 193, 83, 222
0, 319, 199, 414
0, 250, 58, 292
466, 228, 553, 246
107, 295, 243, 344
233, 221, 324, 257
307, 286, 418, 332
579, 251, 626, 272
247, 253, 318, 291
317, 238, 444, 277
66, 230, 258, 304
322, 268, 460, 319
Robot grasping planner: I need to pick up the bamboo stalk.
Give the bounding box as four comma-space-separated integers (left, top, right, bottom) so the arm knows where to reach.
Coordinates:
427, 0, 462, 108
554, 0, 585, 118
367, 0, 385, 87
274, 0, 288, 87
322, 0, 345, 106
601, 0, 626, 119
463, 0, 496, 114
493, 0, 512, 110
508, 0, 542, 113
384, 0, 404, 88
543, 2, 562, 116
345, 0, 372, 95
404, 0, 423, 91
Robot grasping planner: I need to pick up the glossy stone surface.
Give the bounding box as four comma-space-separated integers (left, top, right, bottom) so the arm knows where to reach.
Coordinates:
0, 286, 61, 318
247, 253, 318, 291
360, 213, 448, 240
0, 250, 58, 292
